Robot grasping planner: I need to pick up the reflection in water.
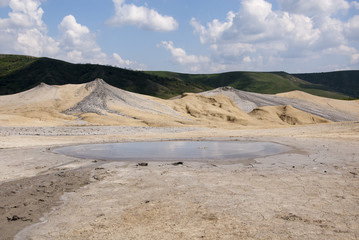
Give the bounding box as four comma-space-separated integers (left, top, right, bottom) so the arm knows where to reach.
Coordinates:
53, 141, 291, 162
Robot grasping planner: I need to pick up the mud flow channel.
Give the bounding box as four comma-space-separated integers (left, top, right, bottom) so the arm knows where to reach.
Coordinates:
53, 141, 291, 163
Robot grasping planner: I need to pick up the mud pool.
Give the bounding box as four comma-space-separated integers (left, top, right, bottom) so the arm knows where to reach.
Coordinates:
53, 141, 291, 163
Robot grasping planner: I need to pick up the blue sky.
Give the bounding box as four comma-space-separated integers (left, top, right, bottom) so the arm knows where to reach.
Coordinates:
0, 0, 359, 73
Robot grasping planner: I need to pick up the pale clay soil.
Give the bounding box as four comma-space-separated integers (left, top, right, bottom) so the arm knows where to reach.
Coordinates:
1, 79, 359, 128
0, 123, 358, 240
0, 80, 358, 239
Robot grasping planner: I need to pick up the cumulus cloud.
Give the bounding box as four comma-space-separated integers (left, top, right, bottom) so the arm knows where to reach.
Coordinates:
59, 15, 91, 46
0, 0, 59, 56
107, 0, 178, 32
15, 29, 59, 56
7, 0, 44, 27
57, 15, 142, 69
192, 0, 320, 48
187, 0, 359, 72
113, 53, 137, 68
159, 41, 209, 65
158, 41, 227, 72
58, 15, 106, 63
190, 11, 235, 44
0, 0, 143, 70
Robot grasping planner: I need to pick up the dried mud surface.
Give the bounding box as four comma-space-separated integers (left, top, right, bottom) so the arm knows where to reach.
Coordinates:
0, 123, 358, 240
0, 165, 97, 240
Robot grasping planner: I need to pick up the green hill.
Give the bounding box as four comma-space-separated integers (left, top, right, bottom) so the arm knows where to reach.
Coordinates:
293, 71, 359, 99
0, 54, 357, 99
0, 55, 206, 99
145, 71, 352, 99
0, 54, 37, 77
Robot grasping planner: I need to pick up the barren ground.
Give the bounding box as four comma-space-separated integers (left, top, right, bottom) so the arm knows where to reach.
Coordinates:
0, 122, 358, 240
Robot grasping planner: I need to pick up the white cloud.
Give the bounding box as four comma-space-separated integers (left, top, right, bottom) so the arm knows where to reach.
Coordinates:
190, 11, 235, 44
158, 41, 230, 72
0, 0, 144, 70
7, 0, 44, 28
345, 15, 359, 40
15, 28, 59, 56
107, 0, 178, 32
58, 14, 104, 63
158, 41, 218, 72
0, 0, 59, 56
325, 44, 357, 54
113, 53, 134, 67
277, 0, 350, 16
324, 45, 359, 64
159, 41, 209, 65
57, 15, 143, 69
66, 50, 83, 62
191, 0, 321, 52
187, 0, 359, 72
243, 56, 252, 63
59, 15, 91, 46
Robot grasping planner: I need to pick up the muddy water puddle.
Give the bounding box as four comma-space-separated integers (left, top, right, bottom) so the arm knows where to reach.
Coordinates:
53, 141, 291, 163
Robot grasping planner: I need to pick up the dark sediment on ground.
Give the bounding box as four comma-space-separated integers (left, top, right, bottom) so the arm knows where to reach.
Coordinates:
0, 164, 102, 240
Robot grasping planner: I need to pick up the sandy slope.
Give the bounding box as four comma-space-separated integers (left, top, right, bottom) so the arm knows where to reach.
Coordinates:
249, 105, 331, 125
165, 93, 259, 127
1, 79, 356, 128
201, 87, 358, 121
0, 79, 187, 127
277, 90, 359, 118
0, 83, 83, 126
